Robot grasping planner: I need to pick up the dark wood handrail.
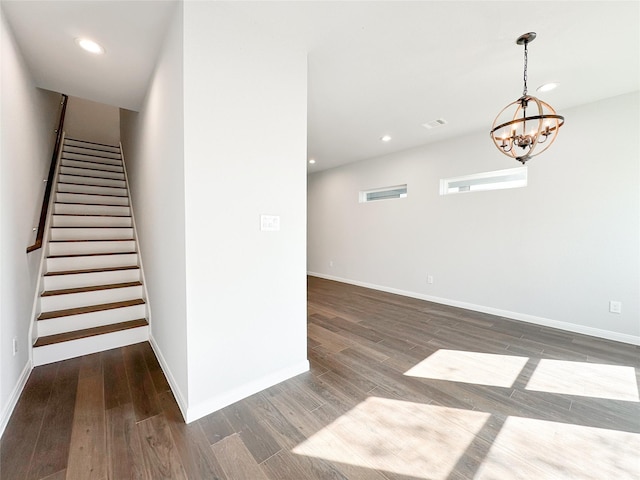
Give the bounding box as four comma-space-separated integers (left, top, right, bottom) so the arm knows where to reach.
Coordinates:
27, 94, 68, 253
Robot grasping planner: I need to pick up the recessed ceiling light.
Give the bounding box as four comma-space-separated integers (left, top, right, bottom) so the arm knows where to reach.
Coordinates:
75, 38, 105, 55
536, 82, 559, 93
308, 159, 316, 164
381, 135, 392, 142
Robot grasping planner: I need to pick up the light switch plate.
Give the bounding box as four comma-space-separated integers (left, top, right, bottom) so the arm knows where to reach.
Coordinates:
261, 215, 280, 231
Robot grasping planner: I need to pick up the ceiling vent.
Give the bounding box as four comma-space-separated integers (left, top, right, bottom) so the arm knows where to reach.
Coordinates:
422, 118, 448, 130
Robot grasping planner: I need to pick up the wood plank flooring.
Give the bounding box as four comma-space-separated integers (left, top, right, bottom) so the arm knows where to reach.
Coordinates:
2, 276, 639, 479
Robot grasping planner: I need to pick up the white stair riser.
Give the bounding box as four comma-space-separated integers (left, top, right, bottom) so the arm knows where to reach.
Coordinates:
64, 140, 121, 154
59, 166, 124, 180
43, 268, 140, 291
47, 253, 138, 272
38, 303, 146, 336
50, 227, 133, 241
54, 203, 130, 216
40, 285, 143, 312
49, 240, 136, 256
49, 240, 136, 257
55, 192, 129, 206
58, 174, 125, 188
61, 154, 122, 166
57, 183, 127, 197
63, 146, 121, 160
33, 326, 148, 366
61, 159, 123, 173
61, 157, 124, 173
52, 216, 132, 228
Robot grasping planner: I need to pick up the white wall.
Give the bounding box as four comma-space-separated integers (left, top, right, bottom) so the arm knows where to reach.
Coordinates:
122, 2, 308, 422
120, 2, 189, 410
0, 10, 61, 434
182, 2, 308, 421
65, 96, 120, 145
308, 92, 640, 345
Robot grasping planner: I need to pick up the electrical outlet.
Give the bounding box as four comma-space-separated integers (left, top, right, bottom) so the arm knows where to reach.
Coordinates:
427, 275, 434, 284
609, 301, 622, 314
12, 337, 18, 356
329, 260, 334, 267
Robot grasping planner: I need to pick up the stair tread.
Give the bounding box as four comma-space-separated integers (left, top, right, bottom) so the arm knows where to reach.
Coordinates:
55, 201, 130, 207
38, 298, 145, 320
33, 318, 147, 347
58, 178, 127, 188
42, 281, 142, 297
63, 149, 121, 157
61, 162, 123, 173
48, 251, 136, 259
53, 214, 131, 218
61, 161, 123, 172
65, 137, 120, 149
49, 239, 133, 243
51, 225, 132, 228
45, 265, 140, 276
62, 156, 122, 168
56, 191, 127, 198
58, 173, 126, 182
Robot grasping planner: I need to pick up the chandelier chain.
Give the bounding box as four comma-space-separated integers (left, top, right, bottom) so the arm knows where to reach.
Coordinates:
523, 41, 528, 96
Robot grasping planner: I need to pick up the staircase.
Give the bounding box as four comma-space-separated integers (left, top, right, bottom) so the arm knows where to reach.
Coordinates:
32, 137, 149, 366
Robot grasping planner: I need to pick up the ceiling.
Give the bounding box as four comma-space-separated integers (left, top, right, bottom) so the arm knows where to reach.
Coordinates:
2, 1, 639, 172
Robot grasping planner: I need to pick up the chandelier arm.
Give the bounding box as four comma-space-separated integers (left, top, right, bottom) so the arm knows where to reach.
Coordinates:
490, 114, 565, 138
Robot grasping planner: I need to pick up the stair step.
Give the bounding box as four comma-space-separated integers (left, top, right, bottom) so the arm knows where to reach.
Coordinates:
37, 300, 146, 337
43, 266, 141, 291
45, 265, 139, 276
48, 251, 137, 259
61, 153, 122, 167
56, 192, 129, 206
54, 203, 130, 214
65, 138, 121, 153
49, 239, 135, 256
34, 318, 147, 347
58, 174, 125, 188
32, 327, 148, 366
59, 166, 124, 180
46, 252, 137, 272
50, 227, 133, 241
63, 146, 121, 160
38, 298, 145, 321
52, 215, 132, 228
57, 183, 127, 197
42, 281, 142, 297
61, 158, 123, 173
39, 282, 144, 312
60, 157, 124, 173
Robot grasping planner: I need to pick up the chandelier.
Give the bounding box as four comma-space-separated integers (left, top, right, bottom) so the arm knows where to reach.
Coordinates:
490, 32, 564, 164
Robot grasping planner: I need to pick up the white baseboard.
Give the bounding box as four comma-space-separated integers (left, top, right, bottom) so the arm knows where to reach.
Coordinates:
0, 360, 33, 438
149, 334, 189, 422
185, 359, 310, 424
308, 272, 640, 346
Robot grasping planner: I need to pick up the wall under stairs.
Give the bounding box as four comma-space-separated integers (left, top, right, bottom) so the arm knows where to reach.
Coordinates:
32, 137, 149, 366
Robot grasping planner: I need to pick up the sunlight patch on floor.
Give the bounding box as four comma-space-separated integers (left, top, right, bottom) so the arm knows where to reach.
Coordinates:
404, 349, 530, 388
525, 359, 639, 401
292, 396, 490, 479
475, 416, 640, 479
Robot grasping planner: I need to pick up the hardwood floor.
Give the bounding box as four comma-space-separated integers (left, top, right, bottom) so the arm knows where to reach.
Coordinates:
2, 276, 639, 479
